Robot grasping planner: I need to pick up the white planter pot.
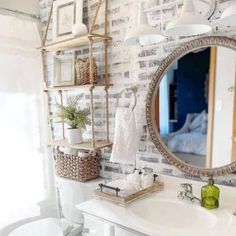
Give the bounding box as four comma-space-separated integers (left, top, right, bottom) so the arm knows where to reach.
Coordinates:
67, 128, 83, 144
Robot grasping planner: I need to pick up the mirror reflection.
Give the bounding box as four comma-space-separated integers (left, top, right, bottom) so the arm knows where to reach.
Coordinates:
155, 46, 236, 168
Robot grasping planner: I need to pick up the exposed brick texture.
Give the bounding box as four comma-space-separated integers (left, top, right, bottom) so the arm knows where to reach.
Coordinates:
39, 0, 236, 186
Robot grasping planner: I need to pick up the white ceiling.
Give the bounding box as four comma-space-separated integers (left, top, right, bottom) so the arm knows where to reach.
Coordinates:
0, 0, 40, 15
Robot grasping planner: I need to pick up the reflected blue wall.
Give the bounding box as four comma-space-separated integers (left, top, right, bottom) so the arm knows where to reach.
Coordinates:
174, 48, 210, 131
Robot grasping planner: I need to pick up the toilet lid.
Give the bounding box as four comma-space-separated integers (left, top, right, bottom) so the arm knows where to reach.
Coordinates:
9, 218, 73, 236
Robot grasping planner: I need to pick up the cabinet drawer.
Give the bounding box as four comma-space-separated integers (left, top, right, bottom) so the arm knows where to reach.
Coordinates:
83, 213, 148, 236
115, 226, 136, 236
83, 214, 105, 235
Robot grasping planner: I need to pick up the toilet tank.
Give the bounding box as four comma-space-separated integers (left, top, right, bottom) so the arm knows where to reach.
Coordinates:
56, 177, 103, 224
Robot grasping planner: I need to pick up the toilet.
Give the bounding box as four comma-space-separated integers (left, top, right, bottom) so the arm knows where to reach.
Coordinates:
9, 177, 102, 236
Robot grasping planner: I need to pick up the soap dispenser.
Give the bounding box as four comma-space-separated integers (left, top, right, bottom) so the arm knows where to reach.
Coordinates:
201, 177, 220, 210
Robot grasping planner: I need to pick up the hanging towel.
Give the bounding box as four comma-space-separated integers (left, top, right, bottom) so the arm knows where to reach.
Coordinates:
110, 107, 138, 165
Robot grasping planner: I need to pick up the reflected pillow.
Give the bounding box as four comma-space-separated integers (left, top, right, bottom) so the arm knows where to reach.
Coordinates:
201, 111, 208, 134
191, 126, 202, 133
189, 113, 202, 131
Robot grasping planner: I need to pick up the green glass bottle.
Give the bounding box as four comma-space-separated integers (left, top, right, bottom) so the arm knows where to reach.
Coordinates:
201, 178, 220, 209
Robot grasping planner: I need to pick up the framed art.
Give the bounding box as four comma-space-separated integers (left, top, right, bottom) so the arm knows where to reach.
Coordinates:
53, 54, 75, 87
52, 0, 77, 42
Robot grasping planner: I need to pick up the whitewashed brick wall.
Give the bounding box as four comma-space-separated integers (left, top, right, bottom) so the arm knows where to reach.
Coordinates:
39, 0, 236, 186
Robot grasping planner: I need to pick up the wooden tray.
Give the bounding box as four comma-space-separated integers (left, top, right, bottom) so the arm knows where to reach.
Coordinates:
94, 181, 164, 206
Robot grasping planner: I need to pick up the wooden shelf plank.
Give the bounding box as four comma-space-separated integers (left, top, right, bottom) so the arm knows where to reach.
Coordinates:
48, 139, 113, 151
43, 83, 113, 92
40, 34, 111, 52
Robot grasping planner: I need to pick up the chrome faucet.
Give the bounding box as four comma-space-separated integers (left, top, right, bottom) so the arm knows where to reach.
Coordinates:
177, 183, 201, 204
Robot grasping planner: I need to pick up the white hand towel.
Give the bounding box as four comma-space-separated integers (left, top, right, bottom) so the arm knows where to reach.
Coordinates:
110, 107, 138, 165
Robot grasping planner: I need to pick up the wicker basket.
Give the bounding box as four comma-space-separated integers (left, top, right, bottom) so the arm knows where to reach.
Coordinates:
56, 150, 101, 182
75, 57, 97, 85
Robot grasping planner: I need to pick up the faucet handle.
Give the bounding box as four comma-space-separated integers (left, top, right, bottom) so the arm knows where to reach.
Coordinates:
180, 183, 193, 193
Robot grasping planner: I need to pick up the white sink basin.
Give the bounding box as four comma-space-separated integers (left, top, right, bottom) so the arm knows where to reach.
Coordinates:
129, 199, 218, 230
77, 175, 236, 236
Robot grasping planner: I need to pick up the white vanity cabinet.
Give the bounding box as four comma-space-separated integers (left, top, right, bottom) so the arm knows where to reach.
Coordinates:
77, 175, 236, 236
82, 213, 147, 236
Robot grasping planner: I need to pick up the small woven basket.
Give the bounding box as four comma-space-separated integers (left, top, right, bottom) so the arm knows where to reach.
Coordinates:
75, 57, 97, 85
56, 150, 101, 182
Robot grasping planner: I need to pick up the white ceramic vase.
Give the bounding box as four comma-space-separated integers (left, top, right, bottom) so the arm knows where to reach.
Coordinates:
141, 174, 154, 189
72, 0, 88, 37
72, 23, 88, 37
67, 128, 83, 144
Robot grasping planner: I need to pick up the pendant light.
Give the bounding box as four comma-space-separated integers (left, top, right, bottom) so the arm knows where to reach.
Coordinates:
125, 1, 165, 45
221, 2, 236, 26
165, 0, 212, 37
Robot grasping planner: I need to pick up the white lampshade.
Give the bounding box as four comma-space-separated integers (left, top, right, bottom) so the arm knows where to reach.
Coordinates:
221, 3, 236, 26
125, 2, 165, 45
125, 25, 165, 45
125, 28, 141, 45
166, 0, 212, 37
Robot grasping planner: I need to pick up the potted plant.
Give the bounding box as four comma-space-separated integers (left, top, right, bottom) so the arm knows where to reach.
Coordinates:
56, 95, 90, 144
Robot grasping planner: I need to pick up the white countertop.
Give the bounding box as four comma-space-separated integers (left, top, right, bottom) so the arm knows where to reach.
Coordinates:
77, 175, 236, 236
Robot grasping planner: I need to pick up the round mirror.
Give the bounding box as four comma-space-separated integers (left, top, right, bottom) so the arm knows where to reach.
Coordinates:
146, 36, 236, 177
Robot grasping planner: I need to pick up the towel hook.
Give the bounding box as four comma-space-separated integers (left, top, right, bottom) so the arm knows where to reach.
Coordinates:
117, 87, 137, 110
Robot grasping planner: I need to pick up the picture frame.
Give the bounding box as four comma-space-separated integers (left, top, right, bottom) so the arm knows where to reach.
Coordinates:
53, 54, 75, 87
52, 0, 77, 42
